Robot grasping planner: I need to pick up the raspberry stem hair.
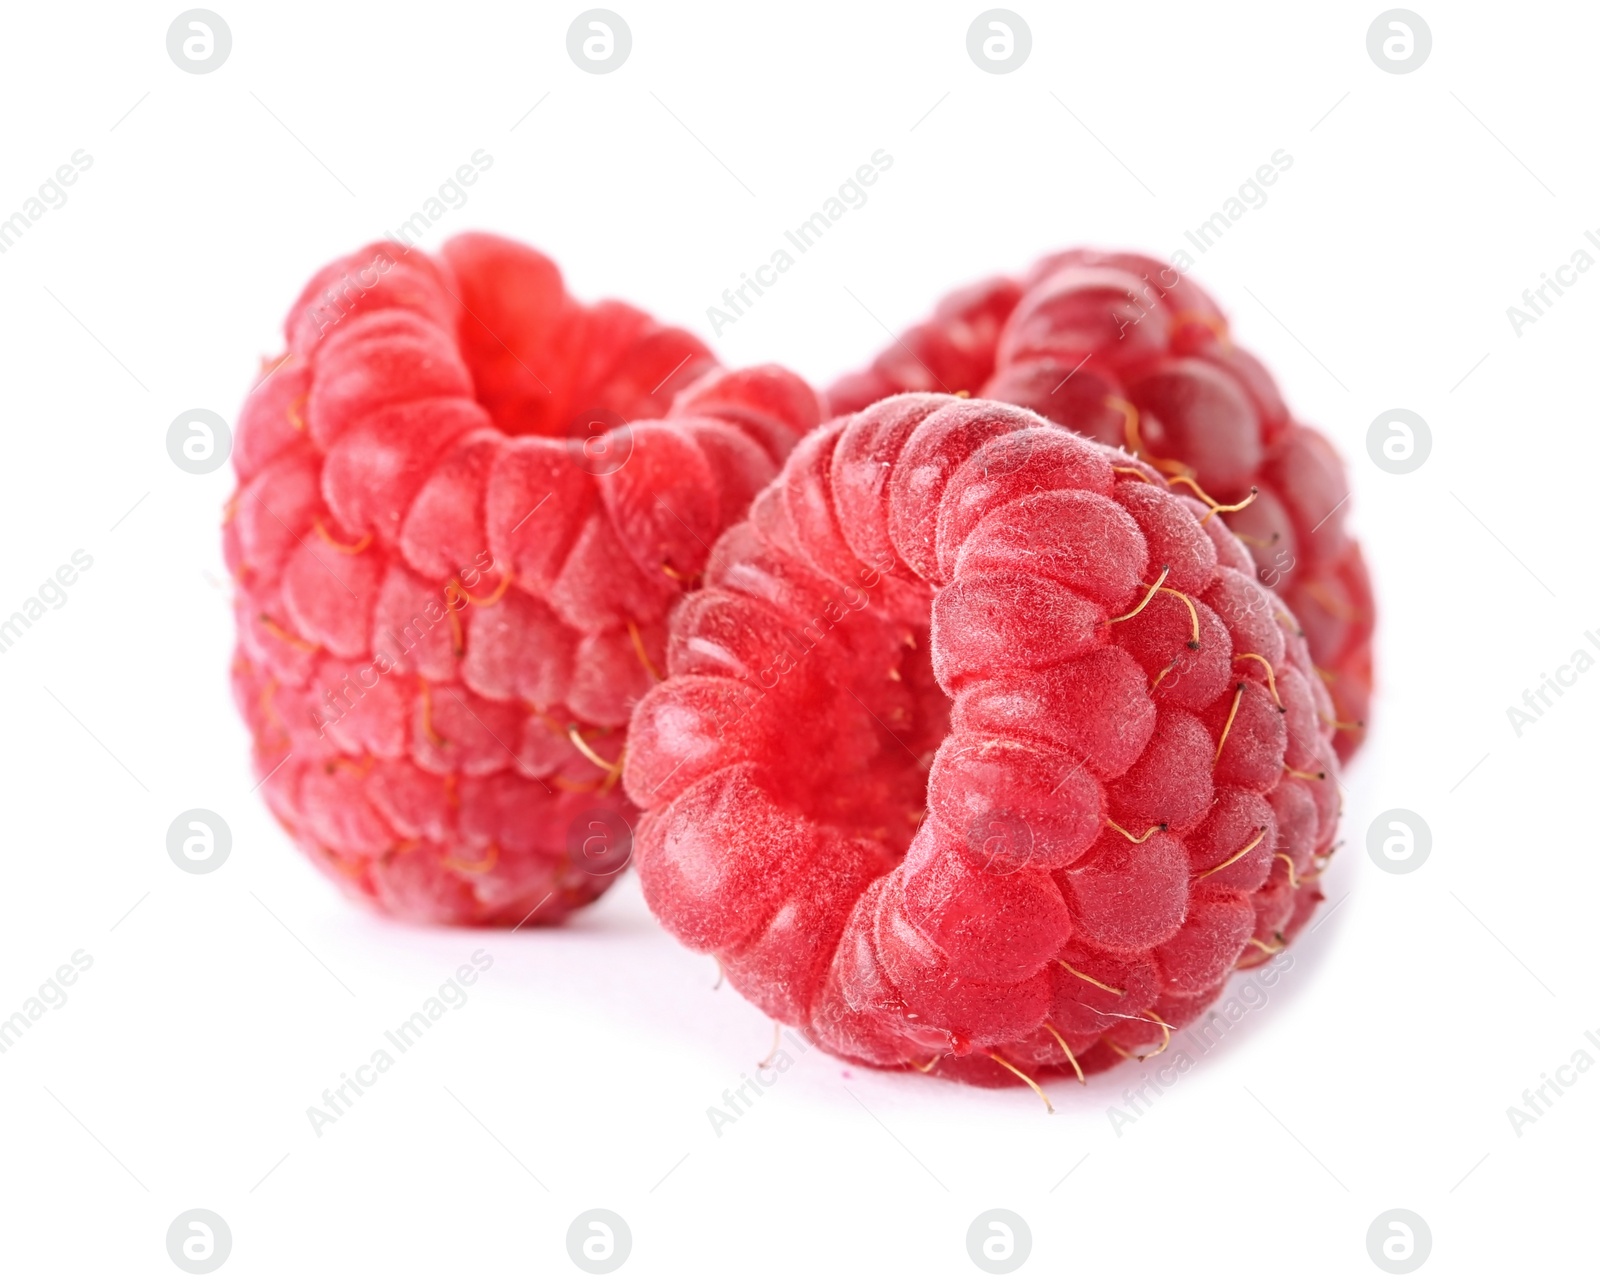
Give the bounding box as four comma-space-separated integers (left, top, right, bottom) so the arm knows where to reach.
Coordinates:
1213, 682, 1246, 763
627, 619, 662, 682
1107, 395, 1191, 477
1197, 826, 1268, 880
1105, 819, 1168, 843
757, 1022, 782, 1070
988, 1053, 1055, 1113
258, 613, 317, 652
1234, 652, 1283, 708
312, 517, 373, 555
1057, 960, 1126, 996
1157, 585, 1202, 649
1042, 1022, 1087, 1084
1108, 565, 1171, 624
1139, 1010, 1173, 1057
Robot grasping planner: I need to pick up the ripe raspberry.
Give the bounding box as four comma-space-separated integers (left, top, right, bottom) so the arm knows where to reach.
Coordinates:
625, 395, 1340, 1091
829, 251, 1372, 759
226, 234, 819, 925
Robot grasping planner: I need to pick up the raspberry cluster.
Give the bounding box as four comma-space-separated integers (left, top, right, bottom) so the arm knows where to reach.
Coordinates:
227, 237, 1361, 1096
626, 395, 1340, 1086
829, 250, 1372, 759
226, 234, 819, 924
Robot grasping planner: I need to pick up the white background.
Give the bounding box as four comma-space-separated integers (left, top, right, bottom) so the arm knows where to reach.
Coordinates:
1, 1, 1595, 1279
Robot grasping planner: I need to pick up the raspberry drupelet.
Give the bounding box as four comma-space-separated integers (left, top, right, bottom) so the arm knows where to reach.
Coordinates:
226, 233, 820, 925
626, 394, 1340, 1093
828, 250, 1372, 760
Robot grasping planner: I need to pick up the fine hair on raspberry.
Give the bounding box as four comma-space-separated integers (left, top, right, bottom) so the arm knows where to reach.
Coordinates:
626, 394, 1341, 1094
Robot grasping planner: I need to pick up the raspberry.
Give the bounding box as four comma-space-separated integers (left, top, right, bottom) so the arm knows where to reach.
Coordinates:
226, 234, 819, 925
625, 395, 1340, 1092
829, 250, 1372, 759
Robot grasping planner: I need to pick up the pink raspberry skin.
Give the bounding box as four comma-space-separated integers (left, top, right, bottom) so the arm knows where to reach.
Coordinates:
828, 250, 1372, 761
227, 234, 820, 925
626, 395, 1340, 1086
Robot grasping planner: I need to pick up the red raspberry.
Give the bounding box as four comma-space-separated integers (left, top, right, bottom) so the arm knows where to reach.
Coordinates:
830, 251, 1372, 759
625, 395, 1340, 1093
226, 234, 819, 925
